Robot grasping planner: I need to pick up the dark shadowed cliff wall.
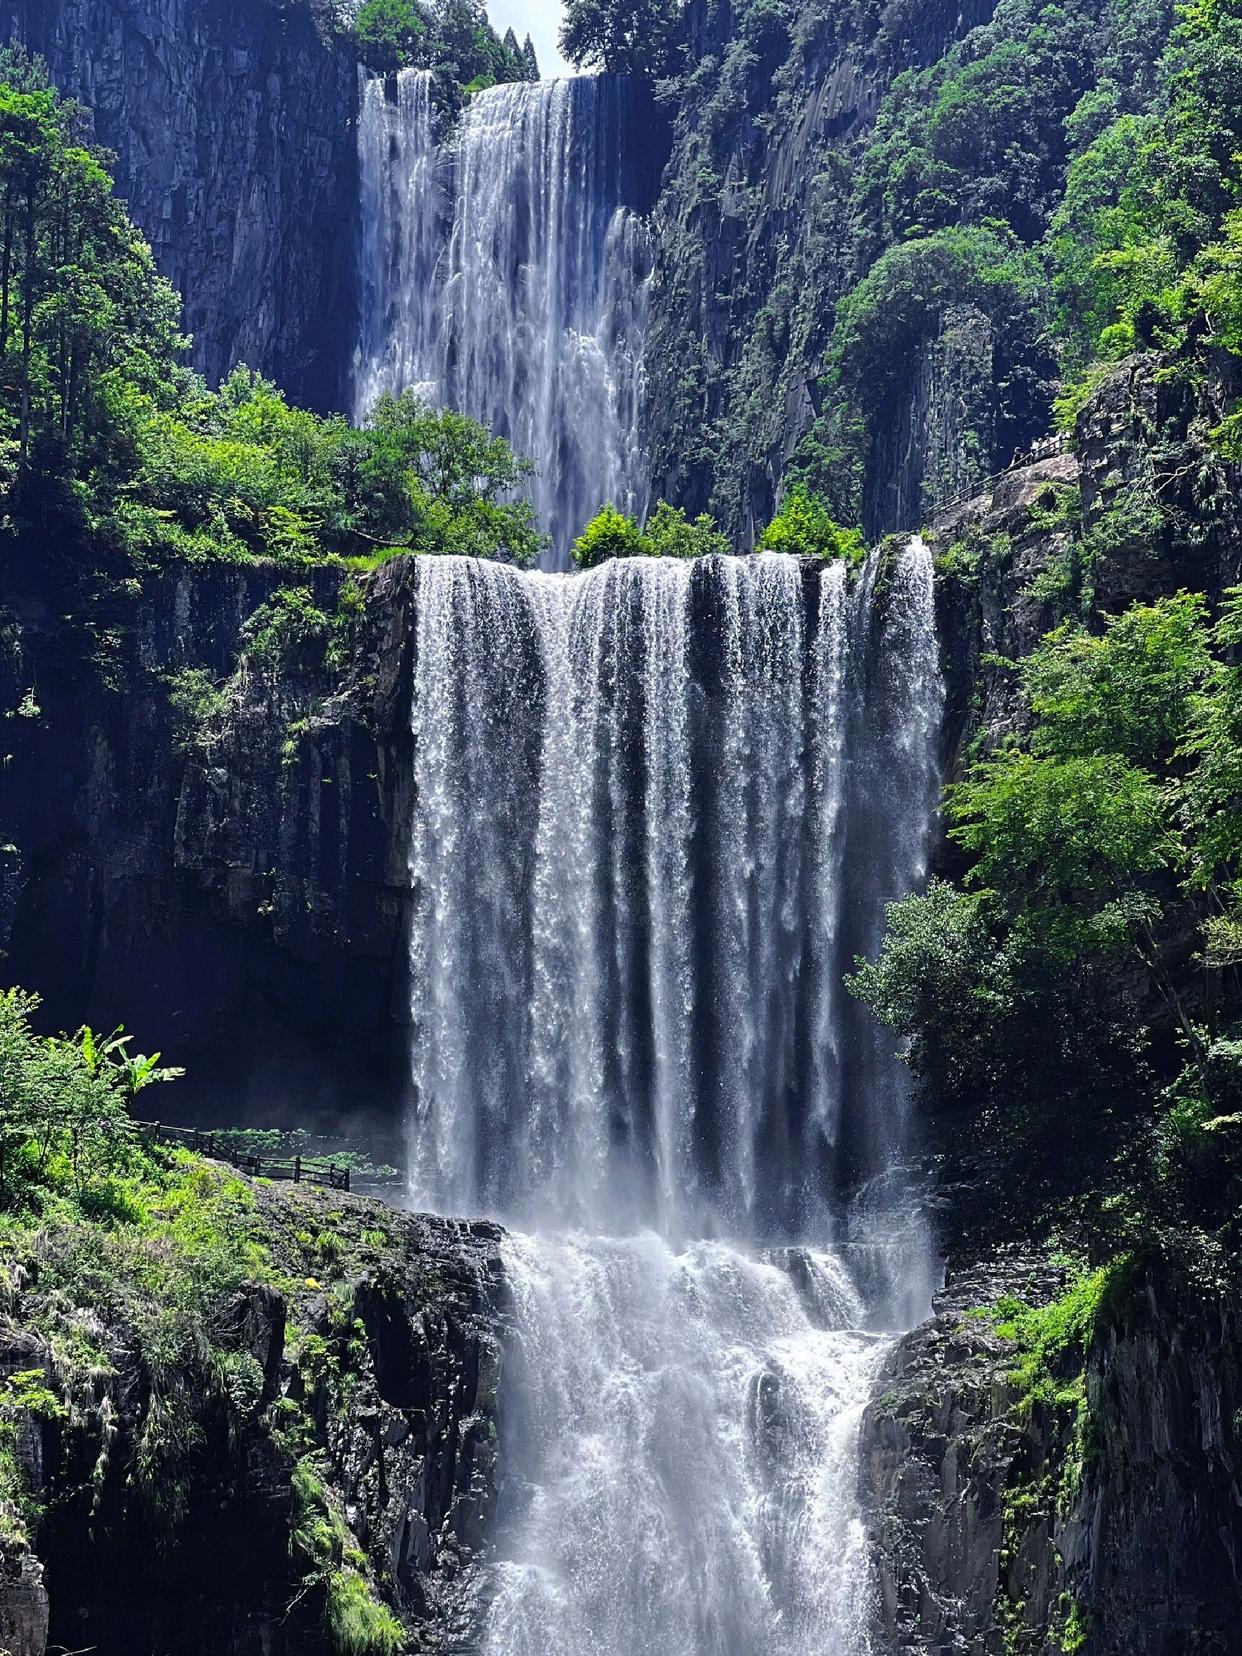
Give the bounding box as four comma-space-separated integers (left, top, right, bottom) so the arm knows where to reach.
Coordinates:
0, 555, 416, 1133
0, 0, 360, 411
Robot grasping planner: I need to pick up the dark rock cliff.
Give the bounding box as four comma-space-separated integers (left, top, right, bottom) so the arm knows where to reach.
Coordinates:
860, 1251, 1242, 1655
0, 1178, 506, 1656
0, 0, 359, 411
857, 347, 1242, 1655
0, 553, 415, 1133
641, 0, 1016, 545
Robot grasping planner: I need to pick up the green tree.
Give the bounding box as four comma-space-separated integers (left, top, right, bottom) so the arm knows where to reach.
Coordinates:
1179, 587, 1242, 893
560, 0, 680, 76
757, 485, 865, 562
0, 988, 179, 1199
572, 502, 650, 568
1048, 0, 1242, 367
0, 71, 185, 493
353, 0, 430, 72
433, 0, 498, 83
571, 500, 729, 567
645, 499, 728, 558
948, 750, 1176, 931
354, 392, 543, 562
1021, 593, 1210, 769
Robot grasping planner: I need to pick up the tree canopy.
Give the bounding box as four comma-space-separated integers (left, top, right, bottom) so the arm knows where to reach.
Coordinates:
352, 0, 537, 86
852, 586, 1242, 1233
559, 0, 681, 77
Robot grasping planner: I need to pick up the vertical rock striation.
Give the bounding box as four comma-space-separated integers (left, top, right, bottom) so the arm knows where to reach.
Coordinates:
0, 0, 359, 410
860, 1255, 1242, 1655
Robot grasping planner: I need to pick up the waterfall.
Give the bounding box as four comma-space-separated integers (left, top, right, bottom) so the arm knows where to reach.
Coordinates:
355, 73, 651, 571
404, 543, 944, 1652
355, 70, 446, 416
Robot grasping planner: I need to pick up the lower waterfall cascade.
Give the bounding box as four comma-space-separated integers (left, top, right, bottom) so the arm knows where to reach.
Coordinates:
355, 71, 651, 572
404, 542, 945, 1653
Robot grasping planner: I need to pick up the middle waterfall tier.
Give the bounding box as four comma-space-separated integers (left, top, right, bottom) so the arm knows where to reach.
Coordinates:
405, 546, 943, 1258
355, 71, 653, 572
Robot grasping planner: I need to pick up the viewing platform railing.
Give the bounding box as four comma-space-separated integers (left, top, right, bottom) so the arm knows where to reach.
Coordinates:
134, 1120, 351, 1191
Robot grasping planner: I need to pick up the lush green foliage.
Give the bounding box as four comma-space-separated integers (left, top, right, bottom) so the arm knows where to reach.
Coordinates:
756, 484, 865, 562
352, 0, 537, 87
852, 588, 1242, 1230
571, 499, 729, 567
560, 0, 682, 75
292, 1461, 404, 1655
0, 68, 546, 578
571, 491, 864, 568
354, 0, 428, 71
112, 370, 544, 569
0, 51, 184, 499
0, 985, 180, 1201
797, 0, 1242, 513
0, 978, 412, 1644
1022, 593, 1210, 766
829, 225, 1052, 433
646, 0, 1242, 536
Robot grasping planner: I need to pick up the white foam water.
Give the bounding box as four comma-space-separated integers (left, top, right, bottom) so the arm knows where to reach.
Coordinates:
403, 543, 944, 1650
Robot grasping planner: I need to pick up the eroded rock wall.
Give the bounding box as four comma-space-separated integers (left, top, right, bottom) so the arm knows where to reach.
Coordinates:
0, 0, 359, 410
0, 555, 414, 1131
0, 1181, 506, 1656
861, 1255, 1242, 1656
642, 0, 1011, 545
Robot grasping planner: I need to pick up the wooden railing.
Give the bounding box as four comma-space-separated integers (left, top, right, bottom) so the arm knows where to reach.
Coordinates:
135, 1121, 351, 1191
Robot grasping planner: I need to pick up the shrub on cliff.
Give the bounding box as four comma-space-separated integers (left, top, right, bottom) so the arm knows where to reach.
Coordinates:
0, 986, 181, 1202
852, 588, 1242, 1236
757, 486, 865, 563
572, 500, 728, 567
1049, 0, 1242, 375
830, 228, 1051, 424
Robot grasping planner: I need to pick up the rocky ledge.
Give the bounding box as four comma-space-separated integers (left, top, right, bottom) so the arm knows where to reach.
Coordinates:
861, 1248, 1242, 1655
0, 1171, 506, 1656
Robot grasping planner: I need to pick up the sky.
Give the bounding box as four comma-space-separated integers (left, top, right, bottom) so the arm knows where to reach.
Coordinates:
488, 0, 573, 77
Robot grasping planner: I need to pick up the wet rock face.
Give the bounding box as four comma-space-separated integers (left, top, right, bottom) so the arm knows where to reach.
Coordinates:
0, 0, 359, 411
0, 1549, 49, 1656
860, 1252, 1071, 1656
1075, 1279, 1242, 1654
860, 1254, 1242, 1656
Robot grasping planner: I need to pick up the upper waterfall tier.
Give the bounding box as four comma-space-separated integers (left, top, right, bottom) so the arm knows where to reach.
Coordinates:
405, 544, 943, 1252
355, 72, 652, 572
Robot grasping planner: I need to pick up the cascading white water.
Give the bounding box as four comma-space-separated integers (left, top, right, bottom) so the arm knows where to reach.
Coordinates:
355, 70, 446, 414
404, 544, 944, 1653
354, 72, 651, 571
485, 1234, 883, 1656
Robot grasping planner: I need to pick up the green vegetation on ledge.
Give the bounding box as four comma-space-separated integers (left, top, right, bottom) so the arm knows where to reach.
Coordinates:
0, 979, 458, 1654
571, 490, 865, 569
0, 54, 546, 608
